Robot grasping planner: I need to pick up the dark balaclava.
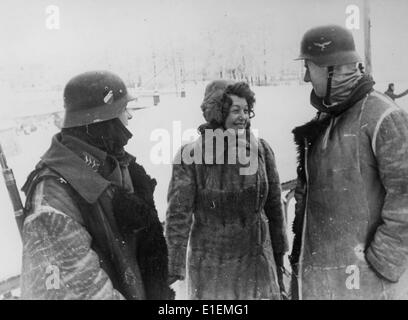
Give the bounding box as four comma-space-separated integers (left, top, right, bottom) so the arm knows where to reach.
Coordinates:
61, 117, 133, 160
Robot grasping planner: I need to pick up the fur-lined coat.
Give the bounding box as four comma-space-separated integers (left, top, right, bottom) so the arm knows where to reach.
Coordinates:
21, 134, 174, 300
165, 132, 288, 300
291, 79, 408, 300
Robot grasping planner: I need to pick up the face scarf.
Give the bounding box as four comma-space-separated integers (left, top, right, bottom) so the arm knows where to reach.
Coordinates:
61, 118, 133, 161
325, 63, 363, 107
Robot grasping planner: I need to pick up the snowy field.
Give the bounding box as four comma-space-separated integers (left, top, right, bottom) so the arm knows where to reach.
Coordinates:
1, 80, 408, 290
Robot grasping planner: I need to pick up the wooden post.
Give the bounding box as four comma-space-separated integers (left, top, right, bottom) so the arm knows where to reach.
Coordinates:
363, 0, 372, 75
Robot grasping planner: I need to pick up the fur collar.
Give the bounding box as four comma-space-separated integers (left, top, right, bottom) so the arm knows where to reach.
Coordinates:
292, 114, 332, 183
112, 160, 175, 300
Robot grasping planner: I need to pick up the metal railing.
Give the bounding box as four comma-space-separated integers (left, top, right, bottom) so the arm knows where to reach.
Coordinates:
0, 275, 20, 299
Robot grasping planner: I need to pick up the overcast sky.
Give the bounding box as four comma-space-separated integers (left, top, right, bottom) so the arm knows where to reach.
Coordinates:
0, 0, 407, 88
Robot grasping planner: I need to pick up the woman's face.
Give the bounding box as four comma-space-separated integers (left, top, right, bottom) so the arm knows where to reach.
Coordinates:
224, 94, 249, 132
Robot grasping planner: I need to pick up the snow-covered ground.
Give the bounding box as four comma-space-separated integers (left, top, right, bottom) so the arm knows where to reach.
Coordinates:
1, 80, 407, 292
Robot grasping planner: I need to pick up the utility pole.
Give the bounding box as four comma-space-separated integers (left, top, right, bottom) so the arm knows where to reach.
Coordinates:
363, 0, 372, 75
171, 53, 179, 97
241, 44, 246, 81
262, 29, 268, 86
178, 52, 186, 97
152, 50, 160, 105
152, 50, 158, 90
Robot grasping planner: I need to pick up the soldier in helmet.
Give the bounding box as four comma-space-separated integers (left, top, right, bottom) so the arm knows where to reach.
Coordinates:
20, 71, 174, 300
290, 25, 408, 300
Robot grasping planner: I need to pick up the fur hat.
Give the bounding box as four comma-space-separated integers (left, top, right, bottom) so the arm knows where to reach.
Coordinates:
200, 80, 235, 124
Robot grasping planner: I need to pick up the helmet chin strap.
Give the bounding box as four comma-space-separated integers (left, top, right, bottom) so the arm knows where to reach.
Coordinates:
323, 66, 334, 105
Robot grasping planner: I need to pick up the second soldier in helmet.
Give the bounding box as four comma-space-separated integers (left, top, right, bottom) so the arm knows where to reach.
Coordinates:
291, 25, 408, 300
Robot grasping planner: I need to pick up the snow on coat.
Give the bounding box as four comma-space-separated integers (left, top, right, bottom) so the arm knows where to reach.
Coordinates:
20, 134, 173, 300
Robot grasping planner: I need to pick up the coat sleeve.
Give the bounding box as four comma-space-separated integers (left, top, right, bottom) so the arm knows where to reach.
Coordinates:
21, 179, 124, 300
261, 139, 289, 264
165, 145, 196, 280
366, 108, 408, 282
393, 90, 408, 99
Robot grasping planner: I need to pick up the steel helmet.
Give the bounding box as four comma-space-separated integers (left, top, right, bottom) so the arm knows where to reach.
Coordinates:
62, 70, 136, 128
295, 25, 362, 67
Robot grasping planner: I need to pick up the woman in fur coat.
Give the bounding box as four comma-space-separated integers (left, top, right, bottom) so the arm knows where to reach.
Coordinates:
165, 80, 288, 300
